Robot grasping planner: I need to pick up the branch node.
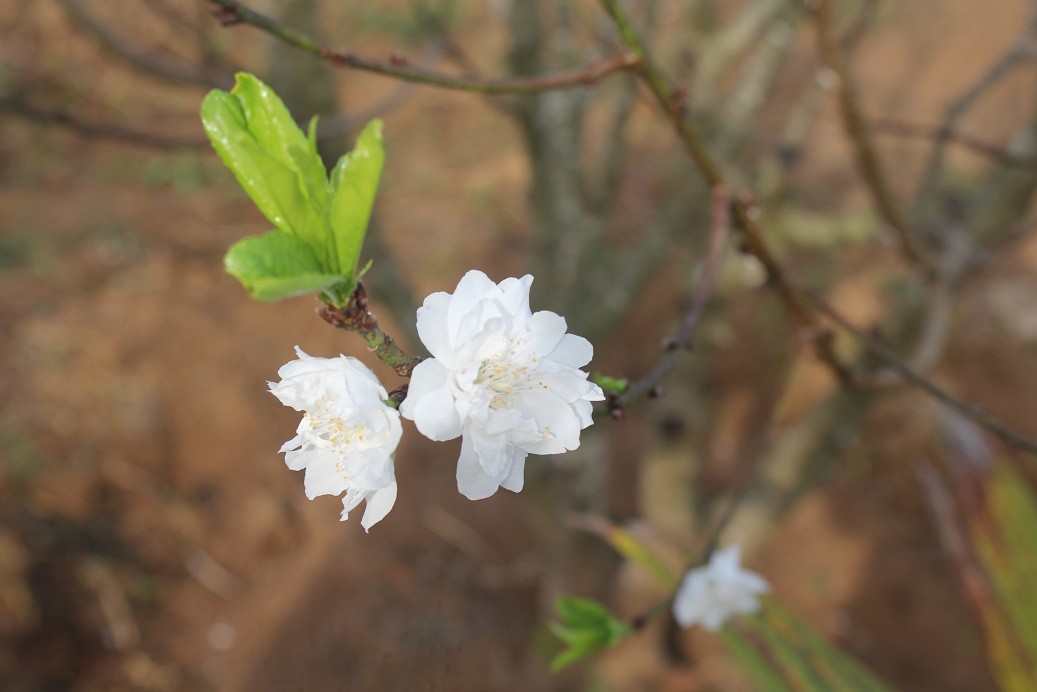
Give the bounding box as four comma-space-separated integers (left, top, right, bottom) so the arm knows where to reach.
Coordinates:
211, 6, 243, 27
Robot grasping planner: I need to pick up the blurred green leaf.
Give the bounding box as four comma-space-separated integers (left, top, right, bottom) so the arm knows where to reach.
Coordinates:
967, 462, 1037, 690
549, 596, 631, 672
591, 374, 629, 395
328, 119, 384, 277
224, 230, 344, 301
719, 626, 792, 692
586, 520, 679, 589
720, 603, 892, 692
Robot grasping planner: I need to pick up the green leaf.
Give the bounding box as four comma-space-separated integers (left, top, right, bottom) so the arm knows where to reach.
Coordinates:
720, 604, 893, 692
549, 596, 632, 672
224, 230, 343, 301
719, 625, 793, 692
967, 461, 1037, 688
201, 74, 330, 263
591, 374, 629, 395
228, 73, 329, 213
328, 119, 385, 275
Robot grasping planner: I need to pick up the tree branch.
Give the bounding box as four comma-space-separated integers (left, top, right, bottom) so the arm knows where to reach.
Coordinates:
58, 0, 229, 88
917, 9, 1037, 200
206, 0, 641, 94
872, 118, 1037, 169
317, 283, 423, 377
811, 295, 1037, 456
599, 0, 854, 388
0, 94, 208, 150
616, 187, 731, 410
815, 0, 929, 268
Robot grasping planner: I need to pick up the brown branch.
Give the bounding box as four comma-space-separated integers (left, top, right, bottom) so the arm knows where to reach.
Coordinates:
58, 0, 229, 88
811, 296, 1037, 456
600, 0, 722, 186
207, 0, 641, 95
599, 0, 854, 391
0, 95, 209, 150
317, 283, 423, 378
914, 464, 997, 634
918, 9, 1037, 199
815, 0, 929, 268
872, 118, 1037, 169
616, 187, 731, 411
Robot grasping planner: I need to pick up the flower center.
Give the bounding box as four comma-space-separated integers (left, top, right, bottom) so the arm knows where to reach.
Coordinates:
303, 410, 369, 455
475, 353, 531, 410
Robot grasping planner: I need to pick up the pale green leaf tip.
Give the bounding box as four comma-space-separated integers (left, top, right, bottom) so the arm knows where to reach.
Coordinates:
231, 71, 257, 93
364, 118, 384, 141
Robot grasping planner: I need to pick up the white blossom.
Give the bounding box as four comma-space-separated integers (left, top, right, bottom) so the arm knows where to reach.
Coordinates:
673, 545, 770, 631
269, 347, 402, 530
400, 270, 605, 500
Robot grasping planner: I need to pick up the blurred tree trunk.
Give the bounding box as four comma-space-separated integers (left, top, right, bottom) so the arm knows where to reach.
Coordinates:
507, 0, 602, 331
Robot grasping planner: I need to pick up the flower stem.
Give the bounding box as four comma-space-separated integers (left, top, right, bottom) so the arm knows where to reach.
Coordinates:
318, 283, 423, 377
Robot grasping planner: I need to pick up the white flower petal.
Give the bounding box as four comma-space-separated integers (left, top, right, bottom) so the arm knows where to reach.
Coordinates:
499, 452, 527, 493
271, 348, 402, 528
515, 391, 583, 455
359, 483, 397, 531
496, 274, 534, 320
447, 270, 500, 341
525, 311, 567, 356
548, 333, 594, 369
469, 428, 512, 477
673, 544, 769, 631
303, 457, 349, 499
408, 271, 603, 501
401, 359, 462, 440
456, 435, 507, 500
415, 291, 453, 360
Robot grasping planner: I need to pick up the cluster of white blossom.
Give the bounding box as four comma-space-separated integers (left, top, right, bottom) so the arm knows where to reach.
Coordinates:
268, 270, 604, 530
268, 270, 768, 631
673, 545, 769, 631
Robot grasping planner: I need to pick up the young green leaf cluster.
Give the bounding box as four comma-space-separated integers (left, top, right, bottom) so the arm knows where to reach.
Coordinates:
200, 73, 384, 306
549, 595, 632, 671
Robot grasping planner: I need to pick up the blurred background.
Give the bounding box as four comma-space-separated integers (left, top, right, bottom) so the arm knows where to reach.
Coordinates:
2, 0, 1037, 689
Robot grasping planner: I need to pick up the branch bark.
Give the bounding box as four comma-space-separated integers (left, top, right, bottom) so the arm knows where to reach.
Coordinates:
207, 0, 641, 95
815, 0, 929, 268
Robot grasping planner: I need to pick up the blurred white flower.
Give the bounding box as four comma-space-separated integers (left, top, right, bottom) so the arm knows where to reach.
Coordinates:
269, 347, 402, 530
673, 545, 770, 631
400, 270, 604, 500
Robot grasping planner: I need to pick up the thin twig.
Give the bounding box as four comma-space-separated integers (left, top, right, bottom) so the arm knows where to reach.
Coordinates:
872, 118, 1037, 169
600, 0, 722, 186
0, 95, 209, 150
207, 0, 641, 94
812, 296, 1037, 456
918, 9, 1037, 199
617, 187, 731, 409
914, 464, 995, 633
318, 283, 423, 377
838, 0, 879, 52
59, 0, 229, 88
815, 0, 929, 268
599, 0, 854, 388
